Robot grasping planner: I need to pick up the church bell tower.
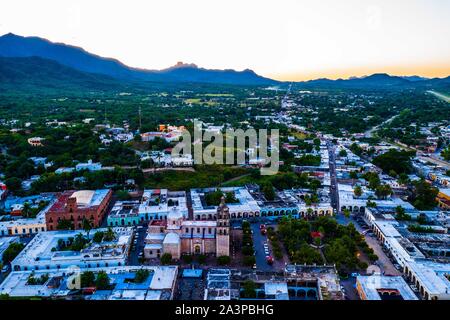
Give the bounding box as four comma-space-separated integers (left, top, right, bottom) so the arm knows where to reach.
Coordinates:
216, 196, 230, 257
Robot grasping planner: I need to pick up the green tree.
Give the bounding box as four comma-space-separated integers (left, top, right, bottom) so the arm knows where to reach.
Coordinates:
366, 200, 376, 208
411, 179, 439, 210
243, 256, 256, 267
261, 182, 275, 201
82, 218, 93, 239
22, 202, 32, 218
4, 177, 22, 195
339, 149, 348, 157
2, 242, 25, 264
372, 149, 414, 175
134, 269, 150, 283
353, 185, 362, 197
160, 253, 172, 265
241, 280, 257, 298
103, 227, 116, 242
375, 184, 392, 200
56, 218, 74, 230
343, 208, 351, 218
80, 271, 95, 288
349, 171, 358, 179
441, 147, 450, 161
217, 255, 231, 266
95, 271, 110, 290
116, 190, 131, 201
398, 173, 409, 185
93, 231, 104, 243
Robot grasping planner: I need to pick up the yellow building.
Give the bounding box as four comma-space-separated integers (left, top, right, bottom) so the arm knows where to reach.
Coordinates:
436, 188, 450, 210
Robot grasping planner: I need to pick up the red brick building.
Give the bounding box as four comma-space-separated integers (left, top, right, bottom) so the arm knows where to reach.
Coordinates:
46, 189, 112, 230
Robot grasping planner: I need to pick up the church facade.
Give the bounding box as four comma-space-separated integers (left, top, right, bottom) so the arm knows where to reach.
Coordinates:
144, 197, 230, 259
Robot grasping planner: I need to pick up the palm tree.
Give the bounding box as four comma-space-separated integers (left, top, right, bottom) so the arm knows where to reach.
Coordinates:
22, 202, 31, 218
306, 208, 314, 220
82, 218, 93, 240
104, 227, 115, 242
343, 208, 351, 219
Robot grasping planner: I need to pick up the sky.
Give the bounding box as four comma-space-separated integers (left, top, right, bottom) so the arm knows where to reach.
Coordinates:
1, 0, 449, 81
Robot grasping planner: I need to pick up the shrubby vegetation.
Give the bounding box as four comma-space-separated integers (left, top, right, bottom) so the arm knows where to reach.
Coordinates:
277, 216, 374, 274
372, 149, 414, 175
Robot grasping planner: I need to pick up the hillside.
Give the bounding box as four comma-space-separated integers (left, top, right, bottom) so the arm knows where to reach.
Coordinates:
0, 33, 277, 85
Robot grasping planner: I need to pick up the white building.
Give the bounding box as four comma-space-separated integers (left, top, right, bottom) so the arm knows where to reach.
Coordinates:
75, 159, 102, 172
356, 275, 418, 300
0, 266, 178, 300
11, 227, 133, 271
138, 189, 189, 221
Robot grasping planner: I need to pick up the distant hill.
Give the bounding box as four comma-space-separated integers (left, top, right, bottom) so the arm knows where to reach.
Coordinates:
0, 56, 125, 91
297, 73, 450, 90
0, 33, 448, 90
0, 33, 277, 85
400, 75, 428, 82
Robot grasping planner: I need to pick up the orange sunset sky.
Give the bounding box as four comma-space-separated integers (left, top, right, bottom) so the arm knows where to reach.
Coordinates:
1, 0, 449, 81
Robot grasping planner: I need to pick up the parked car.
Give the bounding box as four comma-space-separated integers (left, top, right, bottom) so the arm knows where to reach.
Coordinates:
1, 265, 9, 273
260, 228, 267, 235
266, 256, 273, 265
260, 224, 266, 230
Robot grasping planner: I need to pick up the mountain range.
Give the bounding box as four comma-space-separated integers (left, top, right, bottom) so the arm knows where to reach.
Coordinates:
0, 33, 276, 86
0, 33, 449, 90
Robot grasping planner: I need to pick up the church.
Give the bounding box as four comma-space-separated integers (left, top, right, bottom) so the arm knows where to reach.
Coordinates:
144, 197, 230, 259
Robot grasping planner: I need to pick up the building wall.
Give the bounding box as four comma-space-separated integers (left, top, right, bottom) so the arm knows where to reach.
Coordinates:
7, 223, 46, 236
46, 190, 112, 230
216, 234, 230, 257
163, 242, 181, 259
107, 215, 140, 227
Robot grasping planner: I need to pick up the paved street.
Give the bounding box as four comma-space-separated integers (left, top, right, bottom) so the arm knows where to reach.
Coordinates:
250, 222, 273, 272
327, 140, 339, 213
128, 225, 147, 265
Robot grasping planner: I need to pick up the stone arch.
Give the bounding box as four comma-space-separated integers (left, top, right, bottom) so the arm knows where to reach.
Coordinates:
307, 289, 316, 299
297, 289, 306, 298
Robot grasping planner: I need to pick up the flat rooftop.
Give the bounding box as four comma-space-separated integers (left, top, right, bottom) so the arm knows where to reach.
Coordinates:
357, 275, 418, 300
0, 266, 178, 299
11, 227, 133, 270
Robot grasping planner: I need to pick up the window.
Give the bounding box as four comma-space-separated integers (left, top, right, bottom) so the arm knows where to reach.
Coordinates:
208, 228, 212, 234
186, 228, 189, 233
197, 228, 200, 233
